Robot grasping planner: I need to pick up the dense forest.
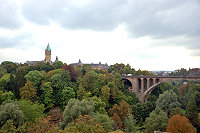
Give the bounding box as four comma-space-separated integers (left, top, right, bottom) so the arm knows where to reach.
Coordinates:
0, 61, 200, 133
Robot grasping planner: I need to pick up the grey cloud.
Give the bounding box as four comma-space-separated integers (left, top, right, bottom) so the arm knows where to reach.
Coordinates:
21, 0, 126, 31
0, 0, 23, 29
0, 33, 34, 48
20, 0, 200, 38
2, 0, 200, 52
124, 0, 200, 38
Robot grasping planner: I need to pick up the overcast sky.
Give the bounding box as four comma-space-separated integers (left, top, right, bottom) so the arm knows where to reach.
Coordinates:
0, 0, 200, 71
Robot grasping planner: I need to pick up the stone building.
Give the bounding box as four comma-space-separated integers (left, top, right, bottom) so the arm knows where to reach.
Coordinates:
26, 44, 58, 65
44, 43, 51, 63
72, 59, 109, 70
189, 68, 200, 76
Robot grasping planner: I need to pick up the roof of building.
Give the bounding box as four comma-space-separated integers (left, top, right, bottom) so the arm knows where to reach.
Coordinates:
46, 43, 51, 51
26, 61, 43, 65
71, 60, 108, 70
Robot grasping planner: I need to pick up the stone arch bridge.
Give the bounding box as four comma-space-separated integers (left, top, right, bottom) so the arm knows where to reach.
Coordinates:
122, 75, 200, 102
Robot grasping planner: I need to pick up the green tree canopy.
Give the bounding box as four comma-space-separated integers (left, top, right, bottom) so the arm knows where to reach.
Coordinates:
0, 66, 7, 78
25, 70, 44, 87
94, 114, 114, 132
145, 108, 168, 133
40, 82, 54, 110
1, 61, 17, 73
124, 113, 138, 133
156, 89, 181, 114
52, 61, 64, 69
132, 101, 155, 125
0, 101, 24, 128
15, 66, 28, 98
186, 94, 200, 132
20, 80, 37, 102
61, 98, 94, 129
18, 100, 45, 122
0, 91, 14, 104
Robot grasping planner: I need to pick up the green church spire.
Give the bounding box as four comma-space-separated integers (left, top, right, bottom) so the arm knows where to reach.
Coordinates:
46, 43, 51, 51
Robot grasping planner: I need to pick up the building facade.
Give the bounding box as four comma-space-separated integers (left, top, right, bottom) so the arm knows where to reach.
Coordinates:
26, 44, 57, 65
72, 59, 109, 70
44, 43, 51, 63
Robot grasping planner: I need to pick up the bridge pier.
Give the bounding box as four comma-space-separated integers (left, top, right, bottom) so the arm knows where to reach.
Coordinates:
147, 78, 150, 89
141, 78, 144, 93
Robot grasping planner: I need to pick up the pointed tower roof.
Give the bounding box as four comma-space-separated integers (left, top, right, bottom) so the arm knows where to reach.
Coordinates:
46, 43, 51, 51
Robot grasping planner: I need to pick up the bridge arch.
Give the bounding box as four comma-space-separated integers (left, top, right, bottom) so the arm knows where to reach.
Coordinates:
143, 81, 166, 102
143, 78, 200, 102
121, 75, 200, 102
122, 78, 133, 91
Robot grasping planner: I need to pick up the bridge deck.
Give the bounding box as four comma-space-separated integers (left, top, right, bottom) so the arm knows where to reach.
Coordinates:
122, 75, 200, 79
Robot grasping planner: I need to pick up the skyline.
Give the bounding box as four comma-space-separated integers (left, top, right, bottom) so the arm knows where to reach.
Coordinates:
0, 0, 200, 71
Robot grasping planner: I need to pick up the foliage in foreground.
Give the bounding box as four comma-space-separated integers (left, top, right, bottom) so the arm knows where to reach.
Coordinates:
166, 114, 196, 133
145, 108, 168, 133
156, 89, 181, 114
0, 101, 24, 128
64, 115, 105, 133
61, 98, 94, 129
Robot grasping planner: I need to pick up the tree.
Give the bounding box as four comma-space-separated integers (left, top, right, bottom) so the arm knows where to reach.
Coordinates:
1, 61, 17, 73
25, 116, 60, 133
145, 108, 168, 133
64, 115, 105, 133
0, 73, 10, 91
60, 87, 75, 109
9, 73, 15, 93
18, 100, 45, 122
82, 64, 92, 76
109, 100, 132, 129
90, 96, 106, 114
15, 66, 28, 99
33, 62, 52, 72
194, 91, 200, 112
81, 70, 98, 92
62, 64, 78, 82
50, 71, 76, 107
166, 114, 196, 133
0, 119, 26, 133
46, 69, 63, 80
61, 99, 94, 129
186, 94, 200, 131
101, 85, 110, 105
24, 70, 44, 87
0, 91, 14, 104
77, 84, 91, 100
48, 107, 63, 125
94, 114, 114, 132
50, 71, 71, 90
0, 66, 6, 78
40, 82, 54, 110
156, 89, 181, 114
132, 101, 155, 125
0, 101, 24, 128
20, 80, 37, 102
124, 113, 138, 133
52, 61, 64, 69
170, 107, 182, 117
